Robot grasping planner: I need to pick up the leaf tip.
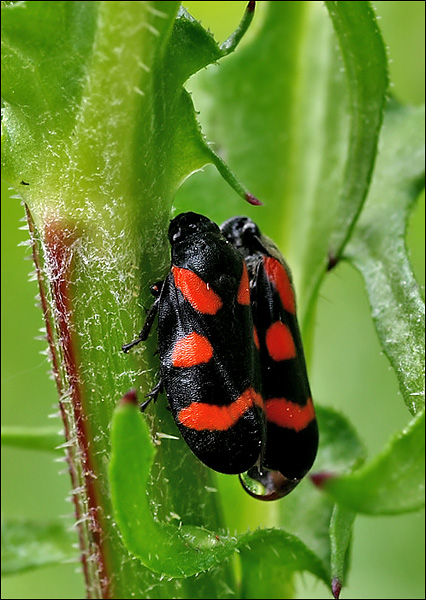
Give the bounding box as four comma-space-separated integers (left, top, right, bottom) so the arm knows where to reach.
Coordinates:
120, 389, 139, 406
327, 252, 339, 271
245, 193, 263, 206
310, 470, 336, 489
332, 576, 342, 599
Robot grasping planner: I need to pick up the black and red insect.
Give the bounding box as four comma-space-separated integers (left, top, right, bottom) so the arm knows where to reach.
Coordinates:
123, 212, 265, 475
221, 216, 319, 500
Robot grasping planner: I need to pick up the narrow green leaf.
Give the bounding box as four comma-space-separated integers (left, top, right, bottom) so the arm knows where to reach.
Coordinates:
279, 406, 366, 586
325, 1, 389, 261
1, 426, 64, 452
181, 1, 388, 320
165, 4, 261, 202
323, 410, 425, 515
109, 398, 328, 584
329, 505, 355, 597
346, 102, 425, 414
313, 406, 367, 474
167, 2, 255, 84
238, 529, 328, 599
109, 398, 237, 578
220, 1, 255, 55
1, 518, 77, 575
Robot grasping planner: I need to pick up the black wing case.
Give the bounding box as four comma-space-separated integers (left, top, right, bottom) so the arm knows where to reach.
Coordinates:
157, 233, 264, 475
252, 253, 319, 481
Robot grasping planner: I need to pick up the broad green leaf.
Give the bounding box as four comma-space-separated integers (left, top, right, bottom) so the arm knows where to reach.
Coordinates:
1, 1, 256, 203
1, 426, 64, 452
322, 410, 425, 515
178, 1, 349, 317
178, 1, 388, 331
346, 102, 425, 415
325, 0, 389, 261
1, 518, 77, 575
109, 397, 328, 585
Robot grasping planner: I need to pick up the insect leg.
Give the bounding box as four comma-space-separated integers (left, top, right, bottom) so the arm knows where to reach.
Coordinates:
140, 379, 164, 411
122, 295, 161, 353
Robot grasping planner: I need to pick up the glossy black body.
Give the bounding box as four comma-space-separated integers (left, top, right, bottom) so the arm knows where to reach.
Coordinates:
154, 213, 264, 474
221, 217, 319, 486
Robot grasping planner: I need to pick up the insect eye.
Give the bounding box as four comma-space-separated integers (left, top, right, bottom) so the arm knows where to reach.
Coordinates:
150, 281, 163, 297
172, 228, 182, 243
242, 221, 259, 238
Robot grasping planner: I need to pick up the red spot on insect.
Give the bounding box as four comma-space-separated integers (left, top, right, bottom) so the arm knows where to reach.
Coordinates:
172, 266, 223, 314
263, 256, 296, 314
237, 264, 250, 305
253, 326, 260, 350
178, 387, 263, 431
172, 332, 213, 368
265, 397, 315, 432
265, 321, 296, 361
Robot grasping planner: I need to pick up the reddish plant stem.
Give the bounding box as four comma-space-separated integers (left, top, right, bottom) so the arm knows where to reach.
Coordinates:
26, 205, 111, 599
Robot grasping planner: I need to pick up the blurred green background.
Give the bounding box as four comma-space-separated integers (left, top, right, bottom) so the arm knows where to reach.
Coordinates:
1, 2, 424, 598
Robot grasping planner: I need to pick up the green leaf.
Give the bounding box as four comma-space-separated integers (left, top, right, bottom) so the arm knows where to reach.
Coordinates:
1, 1, 256, 203
179, 1, 388, 331
109, 396, 229, 578
215, 406, 366, 597
179, 1, 348, 308
325, 0, 389, 261
109, 397, 328, 584
238, 529, 327, 600
313, 406, 367, 475
278, 406, 366, 591
1, 517, 77, 575
329, 505, 355, 598
1, 426, 64, 452
1, 1, 99, 130
346, 102, 425, 415
322, 409, 425, 515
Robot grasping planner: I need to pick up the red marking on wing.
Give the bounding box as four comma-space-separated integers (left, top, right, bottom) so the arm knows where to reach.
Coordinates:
237, 263, 250, 305
172, 266, 223, 314
265, 321, 296, 361
265, 397, 315, 432
178, 387, 263, 431
263, 256, 296, 314
172, 332, 213, 368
